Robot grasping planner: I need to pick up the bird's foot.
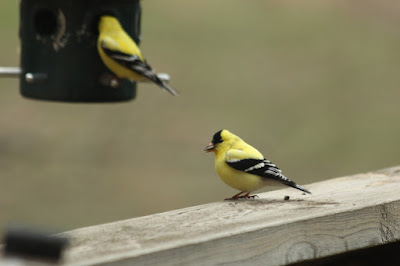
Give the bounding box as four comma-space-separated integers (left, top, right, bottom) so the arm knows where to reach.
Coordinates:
224, 192, 258, 201
225, 191, 246, 201
224, 197, 238, 201
239, 194, 259, 199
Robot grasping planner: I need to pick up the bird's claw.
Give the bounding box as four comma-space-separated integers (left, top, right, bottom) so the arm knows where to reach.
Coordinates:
240, 194, 259, 199
224, 194, 259, 201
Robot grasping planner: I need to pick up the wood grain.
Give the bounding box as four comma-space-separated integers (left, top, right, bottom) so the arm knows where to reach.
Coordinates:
58, 166, 400, 265
5, 166, 400, 265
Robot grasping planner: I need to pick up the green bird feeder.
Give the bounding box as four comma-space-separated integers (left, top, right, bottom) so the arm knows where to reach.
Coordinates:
19, 0, 141, 102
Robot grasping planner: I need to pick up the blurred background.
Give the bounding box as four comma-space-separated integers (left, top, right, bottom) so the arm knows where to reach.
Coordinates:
1, 0, 400, 235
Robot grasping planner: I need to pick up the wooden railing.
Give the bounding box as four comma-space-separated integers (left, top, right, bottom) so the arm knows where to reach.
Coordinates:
3, 166, 400, 265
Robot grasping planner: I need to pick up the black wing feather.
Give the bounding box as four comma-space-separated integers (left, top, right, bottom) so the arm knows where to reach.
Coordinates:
100, 43, 178, 95
100, 44, 155, 78
226, 158, 311, 194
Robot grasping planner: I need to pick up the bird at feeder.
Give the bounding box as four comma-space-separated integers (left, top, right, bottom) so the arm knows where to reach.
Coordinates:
97, 15, 178, 96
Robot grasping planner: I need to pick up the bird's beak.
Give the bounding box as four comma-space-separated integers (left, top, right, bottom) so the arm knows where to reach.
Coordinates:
204, 142, 215, 152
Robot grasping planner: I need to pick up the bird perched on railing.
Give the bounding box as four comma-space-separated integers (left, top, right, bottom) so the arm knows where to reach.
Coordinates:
205, 129, 311, 200
97, 15, 178, 96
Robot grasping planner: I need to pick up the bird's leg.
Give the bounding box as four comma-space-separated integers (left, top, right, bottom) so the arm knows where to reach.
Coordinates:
224, 191, 246, 201
238, 192, 259, 199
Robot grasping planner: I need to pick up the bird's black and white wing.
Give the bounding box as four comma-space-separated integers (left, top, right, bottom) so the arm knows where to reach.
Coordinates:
100, 42, 178, 95
100, 42, 155, 77
226, 158, 311, 194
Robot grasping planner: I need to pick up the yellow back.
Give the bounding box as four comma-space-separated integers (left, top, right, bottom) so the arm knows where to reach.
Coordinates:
97, 16, 144, 79
98, 16, 142, 58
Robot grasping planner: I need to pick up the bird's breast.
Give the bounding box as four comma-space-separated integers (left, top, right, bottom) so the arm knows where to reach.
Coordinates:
215, 159, 265, 192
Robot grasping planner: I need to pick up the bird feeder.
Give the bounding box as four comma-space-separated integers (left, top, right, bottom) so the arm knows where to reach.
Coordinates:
19, 0, 141, 102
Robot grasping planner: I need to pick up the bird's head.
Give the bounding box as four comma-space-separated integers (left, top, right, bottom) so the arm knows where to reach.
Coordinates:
98, 15, 123, 33
204, 129, 236, 154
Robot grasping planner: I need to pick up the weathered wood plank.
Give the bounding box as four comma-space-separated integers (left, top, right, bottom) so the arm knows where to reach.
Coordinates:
57, 166, 400, 265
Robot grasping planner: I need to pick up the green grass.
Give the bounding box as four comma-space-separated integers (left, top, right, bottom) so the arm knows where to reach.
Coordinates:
1, 0, 400, 234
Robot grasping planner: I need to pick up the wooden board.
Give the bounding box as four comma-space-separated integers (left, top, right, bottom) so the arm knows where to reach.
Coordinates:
8, 166, 400, 265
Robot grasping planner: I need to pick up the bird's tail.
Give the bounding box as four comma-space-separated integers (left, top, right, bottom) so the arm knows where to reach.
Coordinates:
282, 178, 312, 194
293, 183, 312, 194
152, 76, 179, 96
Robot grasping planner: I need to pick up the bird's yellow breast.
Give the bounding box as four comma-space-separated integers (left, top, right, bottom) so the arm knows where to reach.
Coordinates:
215, 158, 265, 192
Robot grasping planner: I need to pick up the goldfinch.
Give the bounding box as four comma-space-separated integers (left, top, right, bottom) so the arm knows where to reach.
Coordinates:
97, 15, 178, 96
205, 130, 311, 200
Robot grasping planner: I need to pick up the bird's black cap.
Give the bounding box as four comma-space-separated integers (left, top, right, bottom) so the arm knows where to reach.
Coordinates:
212, 130, 223, 144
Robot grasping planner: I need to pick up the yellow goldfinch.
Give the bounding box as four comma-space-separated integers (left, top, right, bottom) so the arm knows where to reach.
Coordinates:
97, 15, 178, 96
205, 130, 311, 200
